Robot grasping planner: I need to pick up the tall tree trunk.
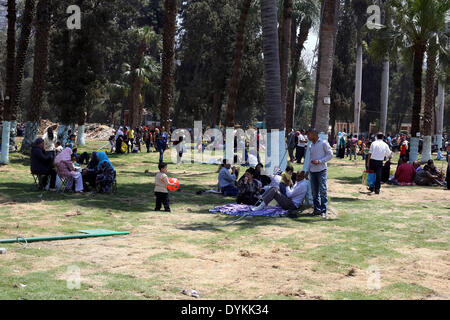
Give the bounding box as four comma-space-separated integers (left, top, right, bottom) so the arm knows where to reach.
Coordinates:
160, 0, 177, 131
129, 39, 148, 129
422, 38, 437, 162
21, 0, 51, 153
1, 0, 17, 164
313, 0, 340, 134
211, 90, 221, 128
261, 0, 286, 172
380, 59, 389, 135
436, 81, 444, 150
409, 42, 426, 162
8, 0, 36, 150
225, 0, 252, 127
411, 43, 426, 137
286, 17, 312, 131
354, 36, 362, 137
279, 0, 292, 127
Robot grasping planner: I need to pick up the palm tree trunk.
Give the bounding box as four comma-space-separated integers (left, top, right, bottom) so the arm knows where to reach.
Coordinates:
1, 0, 17, 164
129, 39, 148, 129
409, 42, 426, 162
435, 80, 444, 151
211, 90, 221, 128
286, 17, 312, 131
225, 0, 252, 127
279, 0, 292, 127
422, 38, 437, 162
161, 0, 177, 131
313, 0, 340, 134
380, 58, 389, 135
261, 0, 286, 172
8, 0, 36, 151
354, 36, 362, 137
21, 0, 50, 153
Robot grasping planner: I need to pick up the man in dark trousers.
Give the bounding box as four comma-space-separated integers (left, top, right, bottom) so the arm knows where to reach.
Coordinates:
367, 132, 392, 194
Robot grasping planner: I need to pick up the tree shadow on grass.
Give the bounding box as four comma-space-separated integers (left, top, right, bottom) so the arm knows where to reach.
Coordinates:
0, 180, 227, 214
334, 175, 362, 185
330, 196, 361, 203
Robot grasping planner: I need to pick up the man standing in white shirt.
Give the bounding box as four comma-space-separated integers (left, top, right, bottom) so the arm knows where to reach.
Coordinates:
367, 132, 392, 194
306, 129, 334, 219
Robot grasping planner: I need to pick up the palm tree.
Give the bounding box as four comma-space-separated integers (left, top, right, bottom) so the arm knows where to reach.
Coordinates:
9, 0, 37, 150
421, 36, 438, 162
128, 27, 152, 129
161, 0, 177, 131
124, 54, 160, 129
313, 0, 340, 135
435, 26, 449, 150
285, 0, 319, 131
2, 0, 36, 162
261, 0, 286, 172
279, 0, 292, 126
352, 0, 369, 137
423, 23, 449, 160
1, 0, 17, 164
21, 0, 51, 153
225, 0, 252, 127
391, 0, 450, 162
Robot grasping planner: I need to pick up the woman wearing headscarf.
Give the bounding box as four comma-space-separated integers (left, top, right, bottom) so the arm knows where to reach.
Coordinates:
95, 151, 116, 193
82, 151, 99, 191
54, 147, 84, 192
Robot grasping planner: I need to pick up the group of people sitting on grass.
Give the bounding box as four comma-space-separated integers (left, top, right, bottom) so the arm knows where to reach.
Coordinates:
382, 154, 447, 188
217, 160, 308, 212
30, 128, 116, 193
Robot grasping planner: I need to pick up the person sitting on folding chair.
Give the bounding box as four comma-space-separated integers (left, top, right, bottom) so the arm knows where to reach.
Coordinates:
54, 147, 84, 193
30, 138, 57, 191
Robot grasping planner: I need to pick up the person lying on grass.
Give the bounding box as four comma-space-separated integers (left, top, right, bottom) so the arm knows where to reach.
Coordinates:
252, 170, 307, 212
154, 162, 177, 212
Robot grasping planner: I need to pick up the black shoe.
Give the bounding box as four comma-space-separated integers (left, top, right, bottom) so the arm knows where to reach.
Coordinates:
367, 187, 374, 192
165, 209, 171, 213
312, 210, 321, 216
375, 190, 380, 195
154, 208, 161, 211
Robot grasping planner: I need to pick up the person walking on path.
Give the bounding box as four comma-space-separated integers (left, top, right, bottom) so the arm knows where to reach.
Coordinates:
367, 132, 392, 194
306, 129, 333, 219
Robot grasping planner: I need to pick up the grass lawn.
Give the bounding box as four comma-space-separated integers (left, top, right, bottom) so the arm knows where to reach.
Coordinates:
0, 140, 448, 300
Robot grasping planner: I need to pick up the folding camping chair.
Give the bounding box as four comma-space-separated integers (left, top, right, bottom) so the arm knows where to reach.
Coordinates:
31, 172, 41, 189
96, 172, 117, 194
54, 169, 73, 193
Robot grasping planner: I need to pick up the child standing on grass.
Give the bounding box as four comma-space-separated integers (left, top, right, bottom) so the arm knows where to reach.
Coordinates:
154, 162, 176, 212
